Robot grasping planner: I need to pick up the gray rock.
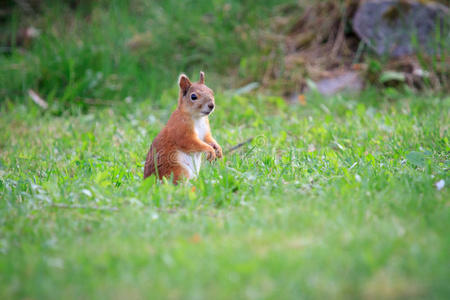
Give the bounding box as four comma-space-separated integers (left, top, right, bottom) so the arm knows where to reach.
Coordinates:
353, 0, 449, 57
315, 71, 364, 96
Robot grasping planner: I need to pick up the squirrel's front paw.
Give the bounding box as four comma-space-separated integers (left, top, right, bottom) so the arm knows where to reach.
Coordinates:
209, 143, 223, 159
206, 148, 216, 162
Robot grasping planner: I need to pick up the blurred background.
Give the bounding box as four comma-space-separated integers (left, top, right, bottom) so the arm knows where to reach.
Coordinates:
0, 0, 448, 111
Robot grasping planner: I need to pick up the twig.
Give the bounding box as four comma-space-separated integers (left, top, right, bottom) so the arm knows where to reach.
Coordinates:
28, 89, 48, 109
225, 137, 254, 154
49, 202, 119, 212
330, 5, 347, 59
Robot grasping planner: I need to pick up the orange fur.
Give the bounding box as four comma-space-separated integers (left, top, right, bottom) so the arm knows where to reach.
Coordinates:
144, 72, 223, 184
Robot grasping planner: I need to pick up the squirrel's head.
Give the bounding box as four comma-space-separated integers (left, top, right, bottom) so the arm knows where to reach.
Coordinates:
178, 71, 215, 119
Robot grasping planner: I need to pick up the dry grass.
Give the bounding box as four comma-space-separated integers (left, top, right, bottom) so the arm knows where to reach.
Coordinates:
259, 0, 449, 94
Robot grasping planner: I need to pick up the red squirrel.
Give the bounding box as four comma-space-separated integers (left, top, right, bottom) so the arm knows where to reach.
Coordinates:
144, 72, 223, 184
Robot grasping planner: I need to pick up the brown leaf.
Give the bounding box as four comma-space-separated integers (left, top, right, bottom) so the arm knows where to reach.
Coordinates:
189, 234, 201, 243
298, 94, 307, 106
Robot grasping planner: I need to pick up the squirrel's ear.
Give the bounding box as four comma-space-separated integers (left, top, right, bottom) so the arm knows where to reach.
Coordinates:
178, 74, 191, 96
199, 71, 205, 84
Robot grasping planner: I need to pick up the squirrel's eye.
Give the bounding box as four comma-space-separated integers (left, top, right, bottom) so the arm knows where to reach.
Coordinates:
190, 93, 198, 100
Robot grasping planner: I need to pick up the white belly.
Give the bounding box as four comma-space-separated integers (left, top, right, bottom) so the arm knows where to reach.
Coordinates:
177, 151, 202, 179
194, 117, 208, 140
177, 117, 208, 179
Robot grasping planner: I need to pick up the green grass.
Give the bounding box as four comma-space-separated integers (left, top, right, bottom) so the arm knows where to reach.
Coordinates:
0, 88, 449, 299
1, 1, 449, 299
1, 0, 294, 107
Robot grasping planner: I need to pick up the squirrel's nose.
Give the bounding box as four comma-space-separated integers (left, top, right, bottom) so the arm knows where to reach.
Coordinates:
208, 103, 215, 110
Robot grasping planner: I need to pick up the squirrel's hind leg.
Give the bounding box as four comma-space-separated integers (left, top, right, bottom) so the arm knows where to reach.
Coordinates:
171, 166, 189, 185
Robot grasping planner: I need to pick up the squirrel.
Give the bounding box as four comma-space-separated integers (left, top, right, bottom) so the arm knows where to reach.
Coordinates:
143, 71, 223, 184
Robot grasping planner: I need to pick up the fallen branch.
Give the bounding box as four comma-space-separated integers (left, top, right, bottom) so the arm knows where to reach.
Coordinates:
49, 202, 118, 212
225, 137, 254, 154
28, 89, 48, 109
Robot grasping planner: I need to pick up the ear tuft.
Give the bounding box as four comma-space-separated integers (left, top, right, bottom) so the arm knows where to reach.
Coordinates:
199, 71, 205, 84
178, 74, 192, 96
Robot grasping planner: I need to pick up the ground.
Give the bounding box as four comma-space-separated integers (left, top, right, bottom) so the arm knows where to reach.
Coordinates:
0, 89, 449, 299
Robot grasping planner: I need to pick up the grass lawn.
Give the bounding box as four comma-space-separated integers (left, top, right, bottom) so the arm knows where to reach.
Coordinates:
0, 88, 449, 299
